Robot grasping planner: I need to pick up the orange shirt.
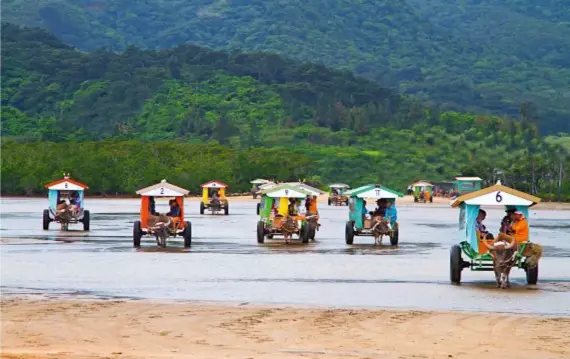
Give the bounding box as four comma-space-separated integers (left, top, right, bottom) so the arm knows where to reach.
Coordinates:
512, 218, 529, 243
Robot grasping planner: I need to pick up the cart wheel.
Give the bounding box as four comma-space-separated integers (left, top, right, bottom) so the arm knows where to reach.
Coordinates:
429, 196, 433, 203
328, 198, 331, 206
224, 203, 229, 215
200, 202, 205, 215
526, 263, 538, 285
345, 221, 354, 245
308, 226, 316, 241
450, 245, 463, 284
82, 210, 90, 231
301, 225, 309, 244
133, 220, 143, 248
256, 203, 260, 215
257, 221, 265, 243
183, 221, 192, 248
389, 223, 399, 246
345, 199, 349, 206
43, 209, 51, 230
414, 197, 418, 203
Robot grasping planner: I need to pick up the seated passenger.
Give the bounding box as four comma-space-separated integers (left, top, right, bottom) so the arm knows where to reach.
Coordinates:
476, 209, 494, 239
500, 208, 515, 235
167, 199, 181, 217
56, 199, 68, 212
69, 192, 81, 217
287, 198, 297, 216
149, 196, 158, 216
371, 199, 387, 218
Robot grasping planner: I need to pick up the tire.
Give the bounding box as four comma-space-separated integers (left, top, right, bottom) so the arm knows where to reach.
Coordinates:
43, 209, 51, 230
224, 203, 229, 215
389, 223, 399, 246
328, 198, 331, 206
526, 263, 538, 285
82, 210, 90, 231
308, 226, 316, 241
301, 225, 309, 244
256, 203, 260, 215
429, 196, 433, 203
183, 221, 192, 248
450, 245, 463, 284
345, 221, 354, 245
133, 220, 143, 248
414, 197, 418, 203
257, 221, 265, 243
200, 202, 205, 215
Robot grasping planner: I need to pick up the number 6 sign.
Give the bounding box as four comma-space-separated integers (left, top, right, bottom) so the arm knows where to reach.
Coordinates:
496, 191, 503, 203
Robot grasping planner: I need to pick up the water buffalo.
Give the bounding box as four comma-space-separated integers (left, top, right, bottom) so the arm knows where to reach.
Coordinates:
147, 214, 172, 248
281, 216, 299, 244
371, 217, 392, 246
482, 236, 518, 289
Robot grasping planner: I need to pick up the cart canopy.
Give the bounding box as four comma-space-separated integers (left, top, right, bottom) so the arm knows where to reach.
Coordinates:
136, 179, 189, 197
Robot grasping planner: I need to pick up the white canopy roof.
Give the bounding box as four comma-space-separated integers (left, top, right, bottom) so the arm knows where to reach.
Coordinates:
250, 178, 270, 184
455, 177, 483, 181
451, 184, 541, 208
412, 181, 433, 187
136, 180, 189, 197
329, 183, 350, 189
285, 182, 324, 195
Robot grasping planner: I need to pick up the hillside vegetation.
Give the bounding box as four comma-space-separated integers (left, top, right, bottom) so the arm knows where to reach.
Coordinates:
1, 24, 569, 199
2, 0, 569, 133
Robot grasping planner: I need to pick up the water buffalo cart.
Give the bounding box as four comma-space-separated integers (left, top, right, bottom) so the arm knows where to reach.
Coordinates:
412, 181, 434, 203
251, 179, 271, 199
345, 184, 403, 245
256, 184, 314, 244
133, 180, 191, 248
328, 183, 350, 206
449, 181, 541, 287
200, 180, 229, 215
43, 174, 90, 231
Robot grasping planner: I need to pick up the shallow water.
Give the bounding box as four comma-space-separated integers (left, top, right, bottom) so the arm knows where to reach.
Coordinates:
1, 198, 569, 314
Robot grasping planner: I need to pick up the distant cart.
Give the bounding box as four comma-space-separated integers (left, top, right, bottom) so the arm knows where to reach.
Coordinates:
200, 180, 229, 215
43, 174, 90, 231
133, 180, 191, 248
412, 181, 434, 203
453, 177, 483, 196
250, 179, 271, 199
328, 183, 350, 206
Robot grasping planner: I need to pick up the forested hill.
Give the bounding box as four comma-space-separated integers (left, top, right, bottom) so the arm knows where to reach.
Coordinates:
2, 24, 569, 200
2, 0, 569, 134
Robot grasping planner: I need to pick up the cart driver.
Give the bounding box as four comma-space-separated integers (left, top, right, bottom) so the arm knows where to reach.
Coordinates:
167, 199, 181, 217
384, 200, 398, 227
166, 199, 181, 229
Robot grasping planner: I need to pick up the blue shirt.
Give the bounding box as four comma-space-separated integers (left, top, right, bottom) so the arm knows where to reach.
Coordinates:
384, 206, 397, 224
167, 206, 181, 217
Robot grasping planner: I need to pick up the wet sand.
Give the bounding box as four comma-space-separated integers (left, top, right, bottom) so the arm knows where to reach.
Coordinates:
2, 298, 569, 359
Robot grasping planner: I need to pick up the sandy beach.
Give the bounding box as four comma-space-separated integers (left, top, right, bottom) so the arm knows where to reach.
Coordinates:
2, 298, 569, 359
